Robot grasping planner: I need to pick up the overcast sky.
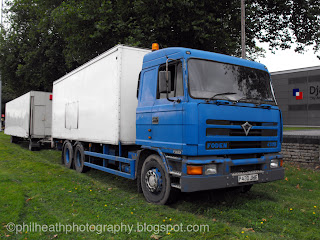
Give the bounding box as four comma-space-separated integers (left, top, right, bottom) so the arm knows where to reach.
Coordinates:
256, 43, 320, 73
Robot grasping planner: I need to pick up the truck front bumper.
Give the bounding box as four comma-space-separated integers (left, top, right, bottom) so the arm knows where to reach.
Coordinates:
180, 168, 284, 192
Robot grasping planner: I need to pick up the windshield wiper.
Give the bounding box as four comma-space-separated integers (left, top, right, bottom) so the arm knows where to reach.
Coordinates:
206, 92, 237, 103
257, 99, 276, 107
235, 97, 259, 103
236, 97, 275, 105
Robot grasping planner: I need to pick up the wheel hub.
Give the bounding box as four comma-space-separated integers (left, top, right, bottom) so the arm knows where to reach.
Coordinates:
65, 149, 70, 163
145, 168, 162, 193
76, 151, 81, 167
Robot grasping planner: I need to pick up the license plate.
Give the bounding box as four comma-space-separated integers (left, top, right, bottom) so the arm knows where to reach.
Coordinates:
238, 174, 259, 183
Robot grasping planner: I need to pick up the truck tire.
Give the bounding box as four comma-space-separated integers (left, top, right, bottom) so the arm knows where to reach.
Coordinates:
141, 154, 178, 205
63, 141, 73, 169
74, 143, 90, 173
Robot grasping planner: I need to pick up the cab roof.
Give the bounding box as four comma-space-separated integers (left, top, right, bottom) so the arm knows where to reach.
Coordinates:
143, 47, 268, 72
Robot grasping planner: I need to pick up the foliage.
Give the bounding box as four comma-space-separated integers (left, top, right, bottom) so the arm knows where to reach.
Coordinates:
284, 127, 320, 131
0, 0, 67, 102
0, 0, 319, 107
248, 0, 320, 53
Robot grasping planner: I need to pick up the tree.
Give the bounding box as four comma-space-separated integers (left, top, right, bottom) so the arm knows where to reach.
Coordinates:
0, 0, 319, 106
0, 0, 66, 100
247, 0, 320, 54
51, 0, 250, 64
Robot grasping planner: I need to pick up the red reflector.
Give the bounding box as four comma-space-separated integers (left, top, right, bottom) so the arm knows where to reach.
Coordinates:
49, 94, 53, 100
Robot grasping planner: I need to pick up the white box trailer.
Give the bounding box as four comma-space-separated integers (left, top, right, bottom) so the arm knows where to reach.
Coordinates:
4, 91, 52, 150
52, 45, 151, 145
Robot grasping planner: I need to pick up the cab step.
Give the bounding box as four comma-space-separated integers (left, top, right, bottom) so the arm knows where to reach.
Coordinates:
169, 171, 182, 177
171, 183, 181, 189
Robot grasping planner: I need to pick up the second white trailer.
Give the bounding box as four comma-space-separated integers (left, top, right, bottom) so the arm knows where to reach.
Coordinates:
4, 91, 52, 150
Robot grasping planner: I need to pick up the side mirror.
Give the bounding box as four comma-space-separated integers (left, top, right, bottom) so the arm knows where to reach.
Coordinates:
159, 71, 171, 93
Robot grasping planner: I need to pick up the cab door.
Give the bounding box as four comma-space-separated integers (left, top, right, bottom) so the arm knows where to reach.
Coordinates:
136, 68, 158, 145
151, 60, 185, 152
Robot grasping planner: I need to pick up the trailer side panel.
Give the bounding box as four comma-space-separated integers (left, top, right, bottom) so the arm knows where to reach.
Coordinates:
4, 92, 31, 138
52, 45, 150, 145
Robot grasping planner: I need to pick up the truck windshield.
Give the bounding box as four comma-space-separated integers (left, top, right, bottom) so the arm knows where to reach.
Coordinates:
188, 59, 275, 104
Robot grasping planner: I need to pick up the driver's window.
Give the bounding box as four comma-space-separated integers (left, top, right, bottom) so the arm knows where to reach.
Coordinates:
157, 62, 184, 99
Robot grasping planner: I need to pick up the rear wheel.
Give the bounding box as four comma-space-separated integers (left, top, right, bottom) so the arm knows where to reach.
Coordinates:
74, 143, 90, 173
63, 141, 73, 168
141, 154, 178, 205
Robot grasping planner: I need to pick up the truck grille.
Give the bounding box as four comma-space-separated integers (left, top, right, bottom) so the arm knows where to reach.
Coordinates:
206, 141, 277, 149
206, 128, 277, 136
206, 120, 278, 137
206, 120, 278, 126
205, 119, 278, 150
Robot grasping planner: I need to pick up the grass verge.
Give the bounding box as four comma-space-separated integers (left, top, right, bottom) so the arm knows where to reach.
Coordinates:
284, 127, 320, 131
0, 132, 319, 239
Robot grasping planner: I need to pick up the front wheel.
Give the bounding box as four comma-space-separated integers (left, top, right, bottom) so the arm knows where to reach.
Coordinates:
141, 154, 178, 205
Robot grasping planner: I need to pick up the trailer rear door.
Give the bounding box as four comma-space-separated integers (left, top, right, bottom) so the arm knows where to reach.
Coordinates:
31, 105, 46, 138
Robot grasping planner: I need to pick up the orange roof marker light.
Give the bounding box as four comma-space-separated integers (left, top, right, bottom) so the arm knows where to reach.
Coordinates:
152, 43, 159, 51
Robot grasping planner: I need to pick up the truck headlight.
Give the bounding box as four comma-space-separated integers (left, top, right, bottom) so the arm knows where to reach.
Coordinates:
270, 159, 283, 168
205, 164, 217, 175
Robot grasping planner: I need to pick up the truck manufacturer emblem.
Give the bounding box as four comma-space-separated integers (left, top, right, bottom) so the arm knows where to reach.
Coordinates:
206, 142, 229, 150
241, 122, 252, 136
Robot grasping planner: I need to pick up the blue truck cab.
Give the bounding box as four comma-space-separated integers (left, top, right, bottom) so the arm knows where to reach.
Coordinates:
135, 47, 284, 204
